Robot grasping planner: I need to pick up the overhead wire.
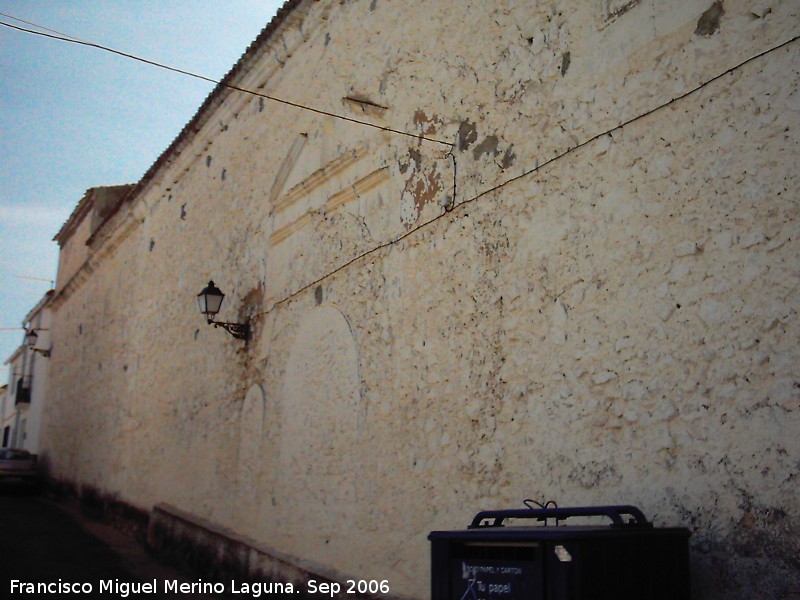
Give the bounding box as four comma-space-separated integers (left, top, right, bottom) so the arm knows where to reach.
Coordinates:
2, 11, 798, 321
0, 10, 84, 40
465, 32, 800, 207
251, 31, 800, 319
0, 15, 454, 148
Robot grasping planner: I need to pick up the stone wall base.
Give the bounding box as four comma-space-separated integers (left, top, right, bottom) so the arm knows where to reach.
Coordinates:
146, 503, 408, 600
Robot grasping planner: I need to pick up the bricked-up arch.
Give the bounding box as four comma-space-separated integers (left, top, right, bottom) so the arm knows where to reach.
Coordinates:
238, 384, 265, 500
278, 304, 362, 573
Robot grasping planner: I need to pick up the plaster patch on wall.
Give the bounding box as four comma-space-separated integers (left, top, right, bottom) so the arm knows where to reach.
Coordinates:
561, 51, 571, 76
399, 148, 444, 228
473, 135, 501, 161
456, 121, 517, 171
457, 121, 478, 152
400, 165, 442, 228
695, 2, 725, 37
412, 110, 443, 137
238, 384, 265, 499
277, 305, 362, 571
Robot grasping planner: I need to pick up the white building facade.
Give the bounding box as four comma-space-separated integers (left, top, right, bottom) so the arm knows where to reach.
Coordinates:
39, 1, 800, 597
2, 291, 53, 454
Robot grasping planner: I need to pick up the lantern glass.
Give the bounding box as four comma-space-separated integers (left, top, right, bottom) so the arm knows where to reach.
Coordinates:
197, 281, 225, 321
25, 329, 38, 348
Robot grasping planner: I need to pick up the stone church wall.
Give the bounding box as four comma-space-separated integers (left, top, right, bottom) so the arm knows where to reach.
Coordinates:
44, 1, 799, 597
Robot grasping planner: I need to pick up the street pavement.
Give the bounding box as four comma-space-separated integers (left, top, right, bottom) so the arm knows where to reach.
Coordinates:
0, 484, 220, 598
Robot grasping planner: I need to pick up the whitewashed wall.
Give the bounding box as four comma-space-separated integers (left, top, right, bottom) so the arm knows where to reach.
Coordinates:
45, 1, 799, 597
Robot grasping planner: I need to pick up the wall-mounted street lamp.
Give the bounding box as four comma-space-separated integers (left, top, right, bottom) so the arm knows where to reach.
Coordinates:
196, 281, 249, 340
25, 329, 51, 357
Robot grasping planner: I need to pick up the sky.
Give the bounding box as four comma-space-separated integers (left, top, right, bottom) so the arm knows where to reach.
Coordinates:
0, 1, 285, 379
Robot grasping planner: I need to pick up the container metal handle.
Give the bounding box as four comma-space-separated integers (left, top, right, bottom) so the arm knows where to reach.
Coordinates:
468, 505, 652, 529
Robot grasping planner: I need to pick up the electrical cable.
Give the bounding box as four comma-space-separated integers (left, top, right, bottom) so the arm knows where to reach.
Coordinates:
0, 17, 454, 148
3, 11, 796, 322
0, 10, 83, 40
251, 32, 800, 320
464, 32, 800, 208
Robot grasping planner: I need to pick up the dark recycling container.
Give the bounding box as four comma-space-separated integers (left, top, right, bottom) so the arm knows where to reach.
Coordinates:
428, 505, 690, 600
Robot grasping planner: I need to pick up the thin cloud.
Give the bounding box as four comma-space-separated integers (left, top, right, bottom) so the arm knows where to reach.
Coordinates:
0, 203, 67, 228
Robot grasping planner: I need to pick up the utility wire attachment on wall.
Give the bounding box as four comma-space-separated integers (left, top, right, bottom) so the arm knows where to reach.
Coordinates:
251, 31, 800, 321
444, 150, 458, 212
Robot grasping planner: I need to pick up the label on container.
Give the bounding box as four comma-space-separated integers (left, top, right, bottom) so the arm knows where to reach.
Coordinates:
450, 558, 542, 600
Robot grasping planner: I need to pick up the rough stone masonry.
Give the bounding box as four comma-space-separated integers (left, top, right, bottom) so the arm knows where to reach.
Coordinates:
44, 1, 799, 598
